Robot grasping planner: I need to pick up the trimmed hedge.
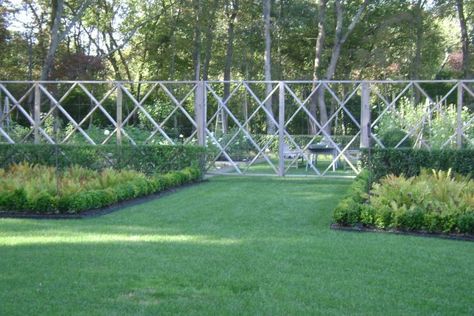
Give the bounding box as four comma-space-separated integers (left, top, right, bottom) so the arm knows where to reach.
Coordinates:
59, 167, 202, 213
360, 148, 474, 180
0, 144, 206, 175
333, 169, 474, 235
0, 165, 203, 214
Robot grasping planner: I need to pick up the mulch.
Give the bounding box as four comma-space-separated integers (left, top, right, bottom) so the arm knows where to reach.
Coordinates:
331, 223, 474, 242
0, 180, 208, 220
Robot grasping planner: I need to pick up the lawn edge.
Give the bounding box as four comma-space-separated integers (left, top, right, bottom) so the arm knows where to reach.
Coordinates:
330, 223, 474, 242
0, 179, 208, 220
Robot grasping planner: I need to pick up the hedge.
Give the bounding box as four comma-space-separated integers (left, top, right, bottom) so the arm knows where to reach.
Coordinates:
0, 166, 203, 214
0, 144, 206, 175
360, 148, 474, 180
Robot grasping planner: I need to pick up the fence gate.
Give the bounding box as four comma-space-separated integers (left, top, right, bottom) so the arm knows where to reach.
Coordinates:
0, 80, 473, 177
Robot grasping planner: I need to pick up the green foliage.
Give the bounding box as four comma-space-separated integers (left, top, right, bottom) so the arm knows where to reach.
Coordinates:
332, 170, 372, 226
0, 163, 202, 214
0, 144, 206, 175
333, 198, 361, 226
214, 128, 255, 160
360, 148, 474, 181
379, 128, 413, 148
374, 98, 473, 149
334, 168, 474, 234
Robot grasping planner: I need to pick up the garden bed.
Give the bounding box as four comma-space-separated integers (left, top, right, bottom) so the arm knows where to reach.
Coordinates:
0, 163, 203, 216
332, 168, 474, 239
0, 180, 206, 219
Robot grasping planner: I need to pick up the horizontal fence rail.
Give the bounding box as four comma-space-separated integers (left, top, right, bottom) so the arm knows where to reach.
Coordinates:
0, 80, 473, 177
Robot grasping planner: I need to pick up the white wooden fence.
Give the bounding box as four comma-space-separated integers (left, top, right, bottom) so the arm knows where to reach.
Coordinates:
0, 80, 472, 177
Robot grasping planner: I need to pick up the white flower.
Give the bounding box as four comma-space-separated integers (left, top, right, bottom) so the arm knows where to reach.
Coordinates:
104, 129, 110, 136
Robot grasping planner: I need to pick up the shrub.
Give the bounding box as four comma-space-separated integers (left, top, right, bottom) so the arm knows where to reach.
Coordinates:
332, 170, 371, 226
392, 206, 425, 231
27, 191, 58, 213
333, 168, 474, 235
359, 204, 376, 226
0, 188, 28, 211
378, 128, 413, 148
373, 205, 393, 229
373, 97, 473, 149
0, 163, 203, 214
333, 198, 361, 226
0, 144, 206, 175
457, 213, 474, 235
360, 148, 474, 181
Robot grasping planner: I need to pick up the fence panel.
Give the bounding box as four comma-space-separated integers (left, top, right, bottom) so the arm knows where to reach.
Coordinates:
0, 80, 472, 177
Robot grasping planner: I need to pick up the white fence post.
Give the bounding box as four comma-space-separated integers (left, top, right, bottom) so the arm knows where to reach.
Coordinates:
4, 97, 9, 128
278, 81, 285, 177
0, 94, 3, 129
34, 83, 41, 144
360, 81, 371, 149
456, 81, 463, 149
195, 81, 206, 146
116, 83, 123, 145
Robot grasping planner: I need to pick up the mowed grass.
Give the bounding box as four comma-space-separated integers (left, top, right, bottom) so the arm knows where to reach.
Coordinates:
0, 176, 473, 315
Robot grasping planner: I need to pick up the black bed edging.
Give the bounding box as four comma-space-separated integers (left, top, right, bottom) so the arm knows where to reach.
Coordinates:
330, 223, 474, 242
0, 180, 208, 220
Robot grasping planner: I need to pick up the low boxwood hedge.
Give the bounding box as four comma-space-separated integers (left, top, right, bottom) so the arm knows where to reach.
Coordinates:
360, 148, 474, 181
0, 144, 206, 175
0, 164, 203, 214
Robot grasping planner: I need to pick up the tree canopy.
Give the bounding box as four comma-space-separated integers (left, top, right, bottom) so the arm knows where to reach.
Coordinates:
0, 0, 472, 81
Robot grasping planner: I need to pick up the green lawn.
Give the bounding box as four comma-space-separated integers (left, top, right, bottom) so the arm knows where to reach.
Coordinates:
210, 155, 357, 177
0, 176, 473, 315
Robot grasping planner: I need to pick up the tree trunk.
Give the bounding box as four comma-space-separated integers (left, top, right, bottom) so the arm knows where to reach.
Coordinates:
312, 0, 369, 136
456, 0, 471, 78
411, 0, 424, 103
192, 0, 202, 81
309, 0, 327, 135
108, 30, 134, 92
104, 32, 123, 80
168, 5, 182, 80
263, 0, 275, 134
27, 30, 34, 114
317, 0, 345, 135
276, 0, 283, 79
40, 0, 91, 80
202, 0, 219, 81
325, 0, 344, 80
222, 0, 239, 134
40, 0, 64, 81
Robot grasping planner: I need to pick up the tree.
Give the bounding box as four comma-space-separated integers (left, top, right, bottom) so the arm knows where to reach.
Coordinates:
310, 0, 327, 134
310, 0, 369, 134
263, 0, 275, 134
41, 0, 92, 80
456, 0, 471, 78
221, 0, 239, 133
434, 0, 473, 78
192, 0, 202, 81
